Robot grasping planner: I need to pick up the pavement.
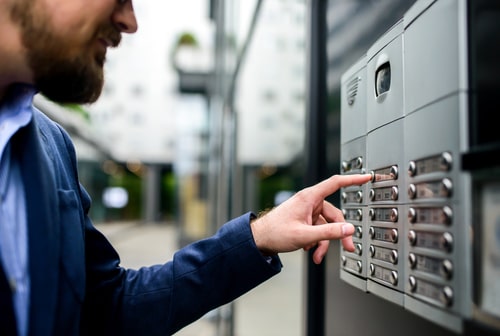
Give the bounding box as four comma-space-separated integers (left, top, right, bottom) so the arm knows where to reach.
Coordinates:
95, 221, 304, 336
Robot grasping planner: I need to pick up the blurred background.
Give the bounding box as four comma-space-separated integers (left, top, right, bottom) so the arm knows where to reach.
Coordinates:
35, 0, 307, 241
33, 0, 500, 335
35, 1, 309, 335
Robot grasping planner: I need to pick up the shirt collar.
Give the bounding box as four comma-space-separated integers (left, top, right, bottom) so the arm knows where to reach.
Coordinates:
0, 83, 36, 127
0, 84, 37, 162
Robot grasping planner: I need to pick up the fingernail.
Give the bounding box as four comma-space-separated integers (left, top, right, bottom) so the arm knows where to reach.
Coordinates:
341, 223, 355, 236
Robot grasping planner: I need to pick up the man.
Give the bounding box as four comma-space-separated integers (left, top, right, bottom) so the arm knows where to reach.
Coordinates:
0, 0, 371, 335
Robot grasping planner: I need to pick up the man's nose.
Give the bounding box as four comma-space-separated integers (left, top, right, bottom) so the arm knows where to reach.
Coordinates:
112, 1, 138, 34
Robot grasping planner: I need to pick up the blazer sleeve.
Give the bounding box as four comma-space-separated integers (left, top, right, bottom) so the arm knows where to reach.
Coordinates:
82, 210, 282, 336
31, 109, 281, 335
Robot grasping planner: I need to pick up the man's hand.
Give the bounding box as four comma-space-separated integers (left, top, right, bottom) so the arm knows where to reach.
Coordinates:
250, 174, 371, 264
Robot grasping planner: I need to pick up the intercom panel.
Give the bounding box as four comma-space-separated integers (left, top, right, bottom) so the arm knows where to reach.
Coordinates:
340, 55, 367, 145
403, 0, 466, 116
338, 0, 494, 333
340, 137, 368, 290
366, 119, 406, 301
366, 20, 404, 133
403, 94, 472, 328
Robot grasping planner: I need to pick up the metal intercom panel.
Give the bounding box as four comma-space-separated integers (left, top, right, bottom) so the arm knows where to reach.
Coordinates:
339, 0, 500, 333
365, 19, 406, 305
340, 55, 368, 289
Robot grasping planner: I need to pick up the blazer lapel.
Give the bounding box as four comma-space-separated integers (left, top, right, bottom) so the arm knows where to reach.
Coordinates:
14, 119, 60, 336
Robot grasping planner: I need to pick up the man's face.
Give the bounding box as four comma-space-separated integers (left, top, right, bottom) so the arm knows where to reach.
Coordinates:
9, 0, 136, 104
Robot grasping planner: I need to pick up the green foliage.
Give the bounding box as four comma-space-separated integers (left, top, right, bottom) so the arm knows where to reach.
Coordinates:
258, 173, 295, 210
161, 171, 177, 220
175, 32, 199, 47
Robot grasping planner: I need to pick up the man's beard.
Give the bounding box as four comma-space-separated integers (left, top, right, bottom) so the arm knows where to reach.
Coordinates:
10, 0, 120, 104
29, 49, 104, 104
31, 50, 105, 104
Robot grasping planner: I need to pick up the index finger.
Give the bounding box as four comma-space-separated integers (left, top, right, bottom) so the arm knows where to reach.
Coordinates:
314, 174, 372, 199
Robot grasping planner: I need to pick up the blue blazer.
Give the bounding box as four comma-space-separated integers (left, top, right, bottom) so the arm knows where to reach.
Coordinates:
0, 109, 281, 336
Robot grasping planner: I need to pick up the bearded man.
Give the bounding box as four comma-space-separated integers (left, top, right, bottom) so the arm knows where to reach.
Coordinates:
0, 0, 370, 335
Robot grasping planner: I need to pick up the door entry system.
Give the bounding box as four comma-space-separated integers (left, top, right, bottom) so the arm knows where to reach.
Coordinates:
339, 0, 500, 333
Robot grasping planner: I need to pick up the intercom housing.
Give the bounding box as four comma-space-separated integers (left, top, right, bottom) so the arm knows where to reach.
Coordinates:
339, 0, 500, 333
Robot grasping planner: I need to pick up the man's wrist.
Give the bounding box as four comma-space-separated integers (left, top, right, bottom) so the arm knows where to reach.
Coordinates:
250, 210, 276, 257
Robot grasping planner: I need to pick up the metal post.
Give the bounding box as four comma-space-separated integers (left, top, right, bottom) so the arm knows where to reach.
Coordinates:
304, 1, 328, 335
143, 164, 161, 223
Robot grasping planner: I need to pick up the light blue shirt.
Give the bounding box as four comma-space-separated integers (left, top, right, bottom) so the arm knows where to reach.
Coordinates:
0, 84, 35, 336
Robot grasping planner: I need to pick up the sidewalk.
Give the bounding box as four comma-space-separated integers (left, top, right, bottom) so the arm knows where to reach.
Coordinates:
95, 221, 304, 336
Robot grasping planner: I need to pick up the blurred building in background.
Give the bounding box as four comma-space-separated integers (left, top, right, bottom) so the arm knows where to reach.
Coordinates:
36, 2, 308, 334
53, 0, 308, 241
236, 0, 306, 166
